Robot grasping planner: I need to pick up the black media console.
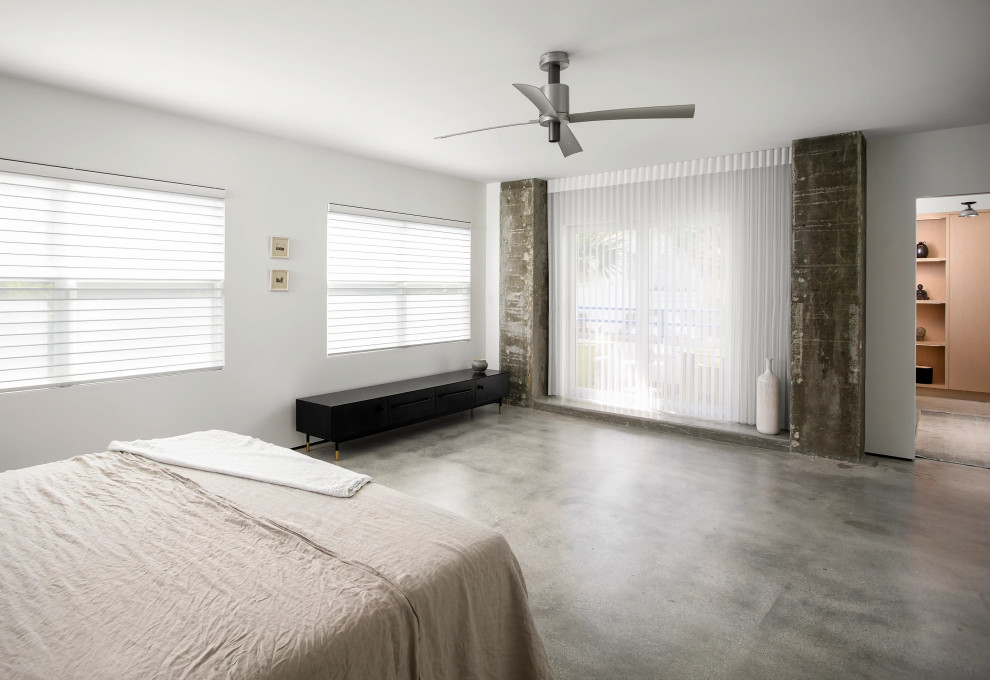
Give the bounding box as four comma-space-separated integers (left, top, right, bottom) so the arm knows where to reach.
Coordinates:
296, 369, 509, 460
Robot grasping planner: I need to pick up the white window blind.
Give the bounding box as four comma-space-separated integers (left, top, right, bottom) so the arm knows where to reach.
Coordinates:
327, 206, 470, 355
0, 162, 225, 393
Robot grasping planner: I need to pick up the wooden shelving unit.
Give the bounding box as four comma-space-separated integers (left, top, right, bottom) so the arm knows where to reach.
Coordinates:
916, 208, 990, 396
916, 215, 947, 388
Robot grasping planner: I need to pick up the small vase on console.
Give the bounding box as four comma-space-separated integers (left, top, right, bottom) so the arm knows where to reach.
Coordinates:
756, 357, 780, 435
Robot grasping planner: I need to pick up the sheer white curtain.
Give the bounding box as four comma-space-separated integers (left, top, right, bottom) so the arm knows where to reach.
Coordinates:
548, 148, 791, 425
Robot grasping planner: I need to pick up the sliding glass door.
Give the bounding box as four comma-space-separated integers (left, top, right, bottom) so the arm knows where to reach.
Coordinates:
559, 218, 726, 418
549, 149, 791, 425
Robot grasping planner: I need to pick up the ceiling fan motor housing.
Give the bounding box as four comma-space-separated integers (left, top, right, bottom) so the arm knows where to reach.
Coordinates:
540, 84, 568, 142
539, 84, 569, 124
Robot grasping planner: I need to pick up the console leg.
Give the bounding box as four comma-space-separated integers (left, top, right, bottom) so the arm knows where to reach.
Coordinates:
334, 443, 339, 462
306, 434, 310, 452
499, 400, 502, 414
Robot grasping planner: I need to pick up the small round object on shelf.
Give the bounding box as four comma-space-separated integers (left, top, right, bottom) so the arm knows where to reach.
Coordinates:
471, 359, 488, 373
917, 241, 929, 258
916, 327, 926, 341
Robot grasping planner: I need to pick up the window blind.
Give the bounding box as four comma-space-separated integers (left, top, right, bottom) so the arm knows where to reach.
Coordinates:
0, 163, 225, 393
327, 206, 470, 355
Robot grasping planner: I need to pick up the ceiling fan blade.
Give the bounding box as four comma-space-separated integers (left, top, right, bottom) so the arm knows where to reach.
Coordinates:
557, 123, 583, 157
435, 120, 539, 140
569, 104, 695, 123
513, 83, 558, 119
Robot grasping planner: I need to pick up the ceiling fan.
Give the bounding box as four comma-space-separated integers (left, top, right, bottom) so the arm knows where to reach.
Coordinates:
436, 51, 695, 157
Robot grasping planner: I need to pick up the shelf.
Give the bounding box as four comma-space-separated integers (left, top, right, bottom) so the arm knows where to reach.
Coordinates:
916, 215, 949, 392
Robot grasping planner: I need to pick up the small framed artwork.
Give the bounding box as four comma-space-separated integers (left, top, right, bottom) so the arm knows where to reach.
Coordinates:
269, 269, 289, 291
270, 236, 290, 258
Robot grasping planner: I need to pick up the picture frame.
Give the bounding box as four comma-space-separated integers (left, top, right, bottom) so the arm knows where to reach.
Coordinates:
269, 269, 289, 291
270, 236, 290, 259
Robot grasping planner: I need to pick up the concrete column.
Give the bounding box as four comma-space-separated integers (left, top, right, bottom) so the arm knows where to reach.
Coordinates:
790, 132, 867, 462
499, 179, 548, 407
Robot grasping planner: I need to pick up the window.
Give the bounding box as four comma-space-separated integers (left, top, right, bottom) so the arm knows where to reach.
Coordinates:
0, 161, 225, 393
549, 148, 791, 423
326, 205, 470, 355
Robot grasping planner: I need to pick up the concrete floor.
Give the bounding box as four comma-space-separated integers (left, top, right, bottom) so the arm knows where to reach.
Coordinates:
916, 411, 990, 468
916, 396, 990, 468
917, 395, 990, 419
324, 405, 990, 680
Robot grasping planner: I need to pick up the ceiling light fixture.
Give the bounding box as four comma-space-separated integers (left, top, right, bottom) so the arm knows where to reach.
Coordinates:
959, 201, 978, 217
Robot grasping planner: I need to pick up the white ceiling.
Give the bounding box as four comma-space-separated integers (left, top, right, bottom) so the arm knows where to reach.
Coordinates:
1, 0, 988, 183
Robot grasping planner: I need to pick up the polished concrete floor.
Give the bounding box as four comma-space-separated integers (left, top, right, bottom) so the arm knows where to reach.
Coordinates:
325, 405, 990, 679
916, 395, 990, 468
918, 395, 990, 419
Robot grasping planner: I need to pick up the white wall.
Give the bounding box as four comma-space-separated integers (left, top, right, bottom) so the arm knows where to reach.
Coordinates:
485, 182, 500, 370
916, 192, 990, 214
866, 122, 990, 458
0, 74, 487, 470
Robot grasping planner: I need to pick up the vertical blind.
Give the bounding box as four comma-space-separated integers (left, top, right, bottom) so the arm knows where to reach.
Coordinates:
0, 162, 225, 393
548, 148, 791, 424
327, 206, 470, 355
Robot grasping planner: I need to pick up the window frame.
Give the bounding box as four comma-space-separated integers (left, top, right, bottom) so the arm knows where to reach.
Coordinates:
0, 159, 225, 393
326, 204, 471, 356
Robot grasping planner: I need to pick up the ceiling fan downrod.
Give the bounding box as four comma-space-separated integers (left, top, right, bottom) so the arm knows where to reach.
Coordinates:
539, 51, 569, 144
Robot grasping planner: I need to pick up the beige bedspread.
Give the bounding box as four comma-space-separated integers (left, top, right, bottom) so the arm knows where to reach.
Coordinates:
0, 451, 552, 680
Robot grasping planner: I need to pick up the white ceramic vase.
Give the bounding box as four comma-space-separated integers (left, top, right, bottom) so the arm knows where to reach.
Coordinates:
756, 357, 780, 435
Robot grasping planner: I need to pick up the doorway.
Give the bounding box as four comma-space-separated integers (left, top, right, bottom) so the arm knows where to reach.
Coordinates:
914, 192, 990, 468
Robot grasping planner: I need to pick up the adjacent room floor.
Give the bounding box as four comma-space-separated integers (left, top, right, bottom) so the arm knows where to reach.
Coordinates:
916, 395, 990, 468
323, 405, 990, 680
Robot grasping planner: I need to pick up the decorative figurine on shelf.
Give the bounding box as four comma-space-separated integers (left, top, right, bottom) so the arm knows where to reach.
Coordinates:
916, 284, 930, 300
471, 359, 488, 374
917, 241, 929, 258
917, 327, 926, 341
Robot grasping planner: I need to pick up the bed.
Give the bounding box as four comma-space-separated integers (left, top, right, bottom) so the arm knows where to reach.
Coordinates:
0, 434, 553, 679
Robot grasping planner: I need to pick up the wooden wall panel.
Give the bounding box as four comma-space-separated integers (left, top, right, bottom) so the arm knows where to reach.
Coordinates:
917, 217, 947, 258
947, 211, 990, 393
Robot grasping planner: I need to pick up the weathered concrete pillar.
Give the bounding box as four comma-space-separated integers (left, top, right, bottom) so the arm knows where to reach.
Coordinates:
499, 179, 548, 407
790, 132, 866, 462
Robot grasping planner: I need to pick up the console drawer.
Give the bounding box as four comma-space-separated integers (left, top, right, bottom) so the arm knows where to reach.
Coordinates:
332, 398, 388, 441
435, 380, 475, 414
388, 388, 435, 425
475, 373, 509, 405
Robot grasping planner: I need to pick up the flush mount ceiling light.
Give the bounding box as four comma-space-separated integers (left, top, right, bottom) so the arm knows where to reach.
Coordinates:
959, 201, 978, 217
